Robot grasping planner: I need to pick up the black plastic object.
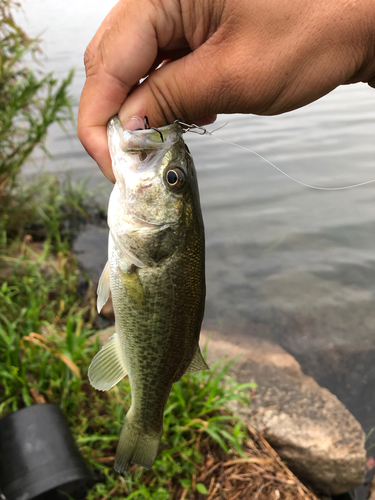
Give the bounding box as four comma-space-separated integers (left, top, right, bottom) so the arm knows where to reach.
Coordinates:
0, 404, 93, 500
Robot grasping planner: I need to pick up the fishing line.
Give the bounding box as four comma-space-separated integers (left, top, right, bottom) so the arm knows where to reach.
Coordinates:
177, 120, 375, 191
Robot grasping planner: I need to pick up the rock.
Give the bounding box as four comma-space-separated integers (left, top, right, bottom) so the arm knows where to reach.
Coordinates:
199, 330, 366, 496
73, 224, 109, 284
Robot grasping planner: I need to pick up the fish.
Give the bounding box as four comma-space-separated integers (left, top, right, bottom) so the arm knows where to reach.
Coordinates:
88, 116, 207, 473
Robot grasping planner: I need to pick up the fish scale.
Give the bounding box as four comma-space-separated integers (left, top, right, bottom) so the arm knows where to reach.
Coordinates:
88, 117, 207, 472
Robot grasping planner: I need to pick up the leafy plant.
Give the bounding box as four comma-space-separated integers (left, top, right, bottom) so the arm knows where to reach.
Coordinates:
1, 172, 105, 251
0, 0, 78, 247
0, 0, 74, 188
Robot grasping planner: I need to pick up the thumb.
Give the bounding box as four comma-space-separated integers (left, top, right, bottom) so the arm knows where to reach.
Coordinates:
118, 46, 226, 129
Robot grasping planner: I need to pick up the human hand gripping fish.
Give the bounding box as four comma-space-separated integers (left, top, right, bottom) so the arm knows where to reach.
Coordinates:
88, 117, 208, 472
78, 0, 375, 181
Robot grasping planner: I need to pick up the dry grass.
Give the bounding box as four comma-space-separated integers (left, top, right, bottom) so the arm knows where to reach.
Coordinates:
174, 425, 319, 500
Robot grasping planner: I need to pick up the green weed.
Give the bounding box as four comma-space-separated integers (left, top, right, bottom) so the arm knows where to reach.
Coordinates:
0, 247, 255, 499
26, 173, 104, 250
0, 0, 85, 250
0, 0, 73, 188
0, 245, 95, 414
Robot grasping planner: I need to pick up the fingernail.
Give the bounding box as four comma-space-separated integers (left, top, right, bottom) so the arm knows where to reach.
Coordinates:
120, 115, 144, 131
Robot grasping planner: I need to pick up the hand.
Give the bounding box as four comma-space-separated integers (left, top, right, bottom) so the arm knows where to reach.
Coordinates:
78, 0, 375, 182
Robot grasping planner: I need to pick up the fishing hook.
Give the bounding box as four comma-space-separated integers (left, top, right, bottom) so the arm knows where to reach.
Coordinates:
174, 120, 208, 135
174, 120, 228, 135
144, 115, 164, 142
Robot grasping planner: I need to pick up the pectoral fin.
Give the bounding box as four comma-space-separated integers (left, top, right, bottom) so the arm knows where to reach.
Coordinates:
184, 345, 209, 374
97, 261, 111, 313
88, 333, 128, 391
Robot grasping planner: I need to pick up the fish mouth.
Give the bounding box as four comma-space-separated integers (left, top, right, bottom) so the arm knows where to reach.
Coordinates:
108, 116, 182, 154
107, 115, 181, 229
108, 115, 184, 190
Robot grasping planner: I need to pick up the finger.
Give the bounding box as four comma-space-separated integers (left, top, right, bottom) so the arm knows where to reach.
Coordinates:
118, 43, 229, 130
78, 0, 185, 179
190, 115, 218, 127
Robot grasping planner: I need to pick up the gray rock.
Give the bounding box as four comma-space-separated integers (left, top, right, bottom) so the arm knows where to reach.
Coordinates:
200, 330, 366, 496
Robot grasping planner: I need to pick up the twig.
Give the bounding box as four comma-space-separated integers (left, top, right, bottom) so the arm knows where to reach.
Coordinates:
207, 483, 220, 500
180, 487, 188, 500
252, 484, 264, 500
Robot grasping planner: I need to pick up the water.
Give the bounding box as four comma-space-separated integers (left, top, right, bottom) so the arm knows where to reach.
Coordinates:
17, 1, 375, 445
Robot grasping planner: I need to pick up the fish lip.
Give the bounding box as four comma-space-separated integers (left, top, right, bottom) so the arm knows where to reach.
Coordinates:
108, 116, 183, 153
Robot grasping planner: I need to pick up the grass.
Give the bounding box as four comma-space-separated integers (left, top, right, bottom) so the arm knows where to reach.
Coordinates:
0, 239, 255, 499
0, 174, 254, 500
85, 356, 254, 500
0, 241, 95, 414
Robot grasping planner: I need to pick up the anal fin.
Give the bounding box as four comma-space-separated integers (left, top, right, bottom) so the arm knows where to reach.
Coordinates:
88, 333, 127, 391
184, 345, 209, 375
97, 261, 110, 313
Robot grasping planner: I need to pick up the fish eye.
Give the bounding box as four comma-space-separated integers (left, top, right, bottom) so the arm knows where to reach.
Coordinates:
164, 167, 185, 190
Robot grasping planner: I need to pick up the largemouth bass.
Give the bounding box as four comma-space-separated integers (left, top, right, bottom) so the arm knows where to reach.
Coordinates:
88, 116, 207, 473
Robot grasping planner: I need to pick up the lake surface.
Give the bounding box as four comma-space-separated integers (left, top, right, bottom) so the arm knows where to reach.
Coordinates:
18, 0, 375, 447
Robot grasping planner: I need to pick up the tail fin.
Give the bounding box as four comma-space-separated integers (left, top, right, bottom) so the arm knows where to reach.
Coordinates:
114, 412, 162, 473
